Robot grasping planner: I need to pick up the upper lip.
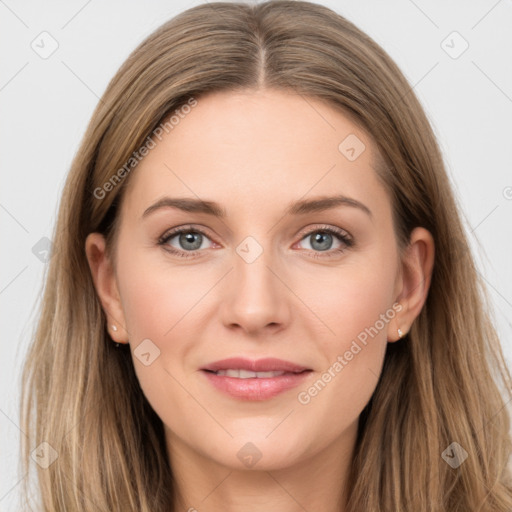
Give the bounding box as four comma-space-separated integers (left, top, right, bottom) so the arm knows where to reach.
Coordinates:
201, 357, 310, 373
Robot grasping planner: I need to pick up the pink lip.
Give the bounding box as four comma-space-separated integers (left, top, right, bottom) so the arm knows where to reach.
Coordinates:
200, 357, 312, 401
201, 357, 310, 373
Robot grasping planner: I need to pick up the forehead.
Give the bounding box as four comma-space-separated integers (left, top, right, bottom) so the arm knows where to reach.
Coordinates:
120, 89, 389, 222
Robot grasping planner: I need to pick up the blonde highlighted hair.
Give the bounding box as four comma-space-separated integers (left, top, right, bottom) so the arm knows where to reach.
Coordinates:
21, 1, 512, 510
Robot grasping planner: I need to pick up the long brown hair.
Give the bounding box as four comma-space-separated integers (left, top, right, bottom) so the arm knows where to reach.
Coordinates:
21, 1, 512, 510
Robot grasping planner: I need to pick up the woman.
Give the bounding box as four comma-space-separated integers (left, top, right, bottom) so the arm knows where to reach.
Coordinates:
21, 1, 512, 510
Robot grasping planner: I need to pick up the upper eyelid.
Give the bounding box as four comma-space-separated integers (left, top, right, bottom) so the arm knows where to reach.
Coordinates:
296, 224, 351, 239
159, 225, 213, 243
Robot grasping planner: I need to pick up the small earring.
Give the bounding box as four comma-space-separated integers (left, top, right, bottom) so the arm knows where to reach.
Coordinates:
114, 342, 120, 348
398, 328, 404, 339
112, 325, 118, 332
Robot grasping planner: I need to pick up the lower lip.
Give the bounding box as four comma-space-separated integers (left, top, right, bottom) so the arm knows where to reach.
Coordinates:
201, 370, 312, 401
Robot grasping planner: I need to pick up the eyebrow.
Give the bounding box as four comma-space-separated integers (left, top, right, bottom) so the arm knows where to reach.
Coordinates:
141, 194, 372, 220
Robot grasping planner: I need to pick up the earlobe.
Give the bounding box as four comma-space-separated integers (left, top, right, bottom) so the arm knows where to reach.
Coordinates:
84, 232, 129, 344
388, 227, 435, 342
386, 309, 408, 343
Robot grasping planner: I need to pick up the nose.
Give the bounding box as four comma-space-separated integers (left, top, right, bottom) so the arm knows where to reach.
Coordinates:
219, 241, 291, 336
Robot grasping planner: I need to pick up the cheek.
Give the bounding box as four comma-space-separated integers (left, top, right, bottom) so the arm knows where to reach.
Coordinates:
302, 252, 398, 406
115, 248, 220, 399
115, 251, 204, 413
117, 250, 207, 342
315, 257, 397, 347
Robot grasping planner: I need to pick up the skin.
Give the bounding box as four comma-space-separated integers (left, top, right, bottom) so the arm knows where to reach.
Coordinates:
86, 89, 434, 512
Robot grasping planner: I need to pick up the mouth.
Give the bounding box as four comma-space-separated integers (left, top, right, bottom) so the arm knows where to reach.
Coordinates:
202, 368, 309, 378
200, 358, 313, 400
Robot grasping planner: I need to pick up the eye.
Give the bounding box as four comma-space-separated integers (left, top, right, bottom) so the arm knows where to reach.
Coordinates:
295, 226, 353, 258
157, 224, 353, 260
158, 225, 215, 258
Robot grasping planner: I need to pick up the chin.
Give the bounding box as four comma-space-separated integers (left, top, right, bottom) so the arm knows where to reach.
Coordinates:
206, 435, 310, 472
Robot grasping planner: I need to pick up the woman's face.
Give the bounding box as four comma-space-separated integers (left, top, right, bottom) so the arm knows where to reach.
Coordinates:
87, 89, 431, 472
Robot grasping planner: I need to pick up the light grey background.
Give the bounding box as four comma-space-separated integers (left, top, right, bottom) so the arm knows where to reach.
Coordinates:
1, 0, 511, 508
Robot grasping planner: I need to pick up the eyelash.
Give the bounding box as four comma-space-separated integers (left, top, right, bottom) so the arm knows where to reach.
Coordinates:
157, 224, 354, 260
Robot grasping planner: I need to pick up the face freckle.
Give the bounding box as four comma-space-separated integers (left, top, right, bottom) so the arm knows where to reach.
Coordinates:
112, 88, 403, 473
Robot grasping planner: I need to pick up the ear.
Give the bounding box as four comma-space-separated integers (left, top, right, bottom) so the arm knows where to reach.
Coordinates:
388, 227, 435, 342
85, 232, 129, 344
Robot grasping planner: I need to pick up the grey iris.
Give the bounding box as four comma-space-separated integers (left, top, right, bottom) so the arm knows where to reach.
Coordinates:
310, 232, 332, 251
180, 232, 203, 250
